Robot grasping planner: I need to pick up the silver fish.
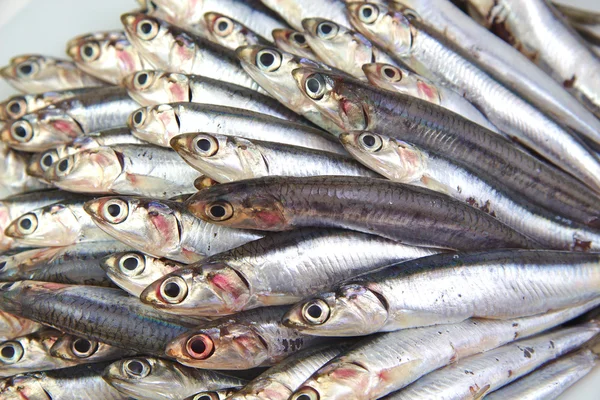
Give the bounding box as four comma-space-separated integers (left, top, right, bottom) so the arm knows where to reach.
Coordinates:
0, 311, 42, 342
184, 389, 239, 400
0, 54, 106, 94
49, 334, 135, 364
272, 29, 319, 60
204, 12, 272, 51
0, 144, 50, 199
84, 196, 264, 264
283, 250, 600, 336
260, 0, 350, 31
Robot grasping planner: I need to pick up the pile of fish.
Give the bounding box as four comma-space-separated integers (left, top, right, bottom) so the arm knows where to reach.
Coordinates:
1, 0, 600, 398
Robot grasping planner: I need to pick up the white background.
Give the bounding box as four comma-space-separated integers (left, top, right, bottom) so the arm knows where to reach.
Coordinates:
0, 1, 598, 398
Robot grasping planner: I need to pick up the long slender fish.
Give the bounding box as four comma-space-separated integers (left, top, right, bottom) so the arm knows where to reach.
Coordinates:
204, 12, 272, 51
290, 67, 600, 228
0, 87, 139, 152
66, 31, 153, 85
121, 12, 267, 95
140, 229, 441, 316
288, 299, 600, 400
260, 0, 350, 31
49, 334, 135, 365
273, 29, 319, 60
484, 349, 598, 400
84, 196, 265, 264
346, 3, 600, 192
388, 323, 600, 399
283, 250, 600, 336
0, 144, 50, 199
170, 133, 377, 183
466, 0, 600, 117
340, 131, 600, 250
186, 176, 539, 251
0, 311, 42, 341
0, 54, 106, 93
129, 102, 344, 154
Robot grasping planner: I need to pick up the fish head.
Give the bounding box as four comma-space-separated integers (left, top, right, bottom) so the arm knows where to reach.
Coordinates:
128, 104, 180, 147
0, 247, 63, 281
0, 55, 49, 92
141, 263, 252, 316
43, 147, 122, 193
0, 202, 15, 252
0, 329, 68, 377
170, 132, 268, 183
272, 29, 313, 57
0, 254, 19, 281
104, 357, 176, 398
189, 390, 237, 400
124, 70, 191, 106
230, 377, 292, 400
0, 281, 28, 314
49, 334, 100, 361
0, 95, 28, 121
205, 12, 254, 50
194, 176, 219, 191
26, 143, 76, 179
283, 284, 388, 336
166, 323, 269, 369
362, 62, 439, 102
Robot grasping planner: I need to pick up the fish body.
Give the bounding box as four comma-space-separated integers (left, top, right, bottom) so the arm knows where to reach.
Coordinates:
260, 0, 350, 31
204, 12, 272, 51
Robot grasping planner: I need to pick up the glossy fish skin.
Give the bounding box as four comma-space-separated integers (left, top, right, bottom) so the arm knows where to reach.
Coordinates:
362, 63, 499, 133
186, 176, 539, 251
85, 196, 264, 264
0, 54, 106, 94
291, 68, 600, 228
284, 250, 600, 336
0, 281, 195, 355
49, 334, 135, 364
101, 252, 184, 297
272, 29, 318, 60
0, 241, 133, 286
141, 229, 440, 316
104, 357, 247, 400
129, 103, 344, 154
4, 197, 113, 247
166, 306, 328, 370
289, 299, 600, 400
0, 144, 50, 199
485, 349, 598, 400
124, 70, 305, 124
170, 133, 376, 183
184, 389, 238, 400
389, 323, 600, 399
205, 12, 272, 51
260, 0, 350, 31
121, 12, 267, 95
346, 4, 600, 193
340, 131, 600, 251
0, 311, 42, 341
66, 31, 153, 85
0, 87, 139, 152
43, 144, 200, 198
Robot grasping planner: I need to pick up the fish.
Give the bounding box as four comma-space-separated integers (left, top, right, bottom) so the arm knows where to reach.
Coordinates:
345, 3, 600, 193
185, 175, 540, 251
104, 357, 247, 400
204, 12, 272, 51
49, 334, 135, 364
42, 144, 201, 198
166, 306, 329, 369
84, 196, 265, 264
128, 103, 344, 154
0, 311, 42, 342
0, 54, 106, 93
260, 0, 350, 31
465, 0, 600, 118
140, 229, 440, 316
124, 70, 306, 124
484, 349, 598, 400
0, 241, 133, 286
0, 143, 51, 199
288, 299, 600, 400
339, 131, 600, 250
121, 12, 267, 95
272, 29, 318, 60
66, 31, 153, 85
101, 251, 184, 297
362, 63, 500, 132
388, 322, 600, 399
4, 196, 113, 247
0, 87, 139, 152
290, 67, 600, 228
184, 389, 239, 400
170, 133, 377, 183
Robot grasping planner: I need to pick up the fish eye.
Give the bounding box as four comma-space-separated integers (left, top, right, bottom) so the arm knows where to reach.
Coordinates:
124, 359, 151, 378
256, 49, 282, 72
403, 8, 420, 21
291, 32, 307, 46
0, 260, 7, 271
213, 16, 233, 37
40, 151, 58, 171
317, 22, 338, 40
185, 334, 214, 360
16, 61, 38, 78
301, 299, 330, 325
358, 133, 383, 152
193, 393, 220, 400
10, 120, 33, 143
136, 18, 159, 40
80, 42, 101, 62
6, 98, 26, 120
205, 201, 234, 222
16, 213, 38, 235
193, 134, 219, 157
0, 342, 24, 364
101, 199, 129, 224
159, 276, 188, 304
118, 253, 146, 276
304, 74, 326, 100
358, 4, 379, 24
0, 282, 16, 291
71, 338, 98, 358
134, 71, 152, 89
291, 387, 320, 400
382, 66, 401, 82
55, 157, 73, 176
131, 109, 146, 127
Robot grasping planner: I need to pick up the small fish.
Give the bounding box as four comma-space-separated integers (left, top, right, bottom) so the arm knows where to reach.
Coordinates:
0, 54, 106, 94
0, 143, 50, 199
49, 334, 135, 364
184, 389, 239, 400
205, 12, 272, 51
0, 311, 42, 342
272, 29, 318, 60
260, 0, 350, 31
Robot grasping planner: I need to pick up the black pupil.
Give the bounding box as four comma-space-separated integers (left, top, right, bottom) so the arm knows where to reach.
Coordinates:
133, 111, 143, 124
107, 204, 121, 217
197, 396, 211, 400
197, 138, 212, 152
19, 218, 32, 230
210, 205, 226, 218
141, 22, 153, 34
164, 282, 180, 298
362, 7, 373, 18
14, 126, 27, 138
1, 346, 15, 358
384, 68, 396, 78
259, 52, 275, 67
73, 339, 92, 354
137, 73, 148, 85
218, 21, 229, 31
362, 135, 376, 147
19, 64, 33, 75
190, 338, 206, 354
58, 159, 69, 172
0, 261, 6, 271
293, 33, 306, 44
123, 257, 139, 271
83, 45, 94, 57
320, 24, 333, 35
42, 154, 54, 167
307, 78, 321, 94
307, 304, 322, 319
127, 360, 144, 375
8, 102, 21, 115
297, 395, 311, 400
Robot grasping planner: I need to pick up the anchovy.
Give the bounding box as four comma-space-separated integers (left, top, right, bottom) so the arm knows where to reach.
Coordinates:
205, 12, 272, 51
0, 311, 42, 341
50, 334, 135, 364
260, 0, 350, 31
184, 389, 239, 400
0, 144, 50, 199
272, 29, 319, 60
